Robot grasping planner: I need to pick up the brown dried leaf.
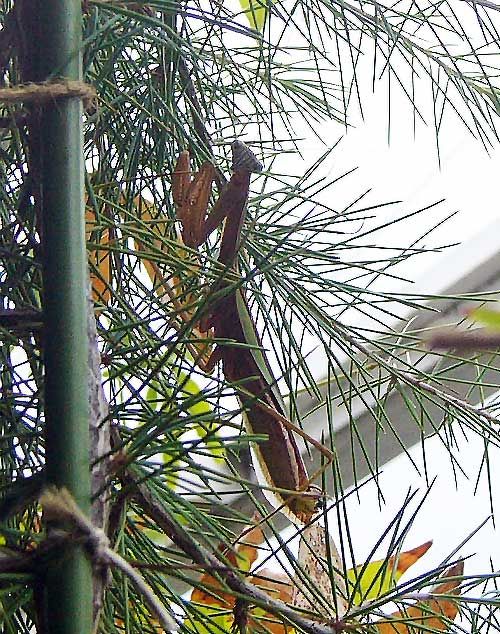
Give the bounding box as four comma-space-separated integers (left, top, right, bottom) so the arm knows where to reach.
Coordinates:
173, 151, 217, 248
191, 523, 264, 610
375, 562, 463, 634
182, 161, 216, 248
292, 522, 348, 621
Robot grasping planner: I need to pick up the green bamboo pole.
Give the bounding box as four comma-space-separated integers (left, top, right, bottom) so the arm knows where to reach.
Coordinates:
38, 2, 93, 633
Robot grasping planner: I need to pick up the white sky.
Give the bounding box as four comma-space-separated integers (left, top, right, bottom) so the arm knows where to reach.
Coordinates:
284, 70, 500, 276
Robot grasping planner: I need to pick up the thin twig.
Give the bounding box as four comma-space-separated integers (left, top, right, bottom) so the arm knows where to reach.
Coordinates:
428, 329, 500, 352
334, 322, 500, 426
461, 0, 500, 12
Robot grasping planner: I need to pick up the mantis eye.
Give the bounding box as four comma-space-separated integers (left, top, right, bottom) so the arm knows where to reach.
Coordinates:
314, 496, 326, 511
306, 484, 325, 511
231, 140, 263, 173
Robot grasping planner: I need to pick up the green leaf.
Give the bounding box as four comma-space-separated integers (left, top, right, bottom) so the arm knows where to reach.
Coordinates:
467, 307, 500, 330
238, 0, 267, 32
347, 541, 432, 605
180, 373, 213, 419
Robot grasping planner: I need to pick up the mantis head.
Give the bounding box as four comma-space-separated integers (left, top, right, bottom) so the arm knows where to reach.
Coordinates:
231, 140, 264, 173
287, 484, 325, 524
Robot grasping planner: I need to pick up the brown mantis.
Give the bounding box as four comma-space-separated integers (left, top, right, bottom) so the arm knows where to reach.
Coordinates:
172, 141, 333, 524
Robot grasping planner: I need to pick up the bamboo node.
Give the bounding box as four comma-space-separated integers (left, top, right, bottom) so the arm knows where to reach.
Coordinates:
0, 80, 96, 110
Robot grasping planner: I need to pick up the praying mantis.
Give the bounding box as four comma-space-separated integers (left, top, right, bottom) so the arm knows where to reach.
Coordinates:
172, 141, 333, 524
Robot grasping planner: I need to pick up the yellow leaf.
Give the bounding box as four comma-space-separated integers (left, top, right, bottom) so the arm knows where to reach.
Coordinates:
85, 206, 113, 305
467, 307, 500, 331
348, 541, 432, 604
185, 608, 233, 634
375, 561, 463, 634
131, 195, 213, 368
238, 0, 268, 31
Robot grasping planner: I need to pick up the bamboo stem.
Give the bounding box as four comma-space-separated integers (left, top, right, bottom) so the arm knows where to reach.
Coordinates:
38, 2, 93, 632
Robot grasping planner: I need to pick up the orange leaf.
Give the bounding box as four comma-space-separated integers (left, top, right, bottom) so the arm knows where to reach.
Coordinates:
249, 569, 294, 634
375, 562, 463, 634
85, 206, 113, 305
189, 523, 296, 634
251, 569, 293, 604
395, 541, 433, 576
190, 523, 264, 610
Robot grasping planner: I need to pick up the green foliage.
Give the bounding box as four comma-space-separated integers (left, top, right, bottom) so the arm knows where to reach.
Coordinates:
238, 0, 268, 32
0, 0, 500, 633
469, 307, 500, 330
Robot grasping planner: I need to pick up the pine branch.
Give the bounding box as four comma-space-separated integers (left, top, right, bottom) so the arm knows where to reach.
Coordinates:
125, 468, 355, 634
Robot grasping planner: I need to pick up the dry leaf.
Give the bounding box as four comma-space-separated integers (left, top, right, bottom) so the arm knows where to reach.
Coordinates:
292, 522, 348, 620
85, 180, 214, 366
179, 162, 216, 248
375, 561, 463, 634
188, 523, 286, 634
191, 523, 263, 609
189, 521, 296, 634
